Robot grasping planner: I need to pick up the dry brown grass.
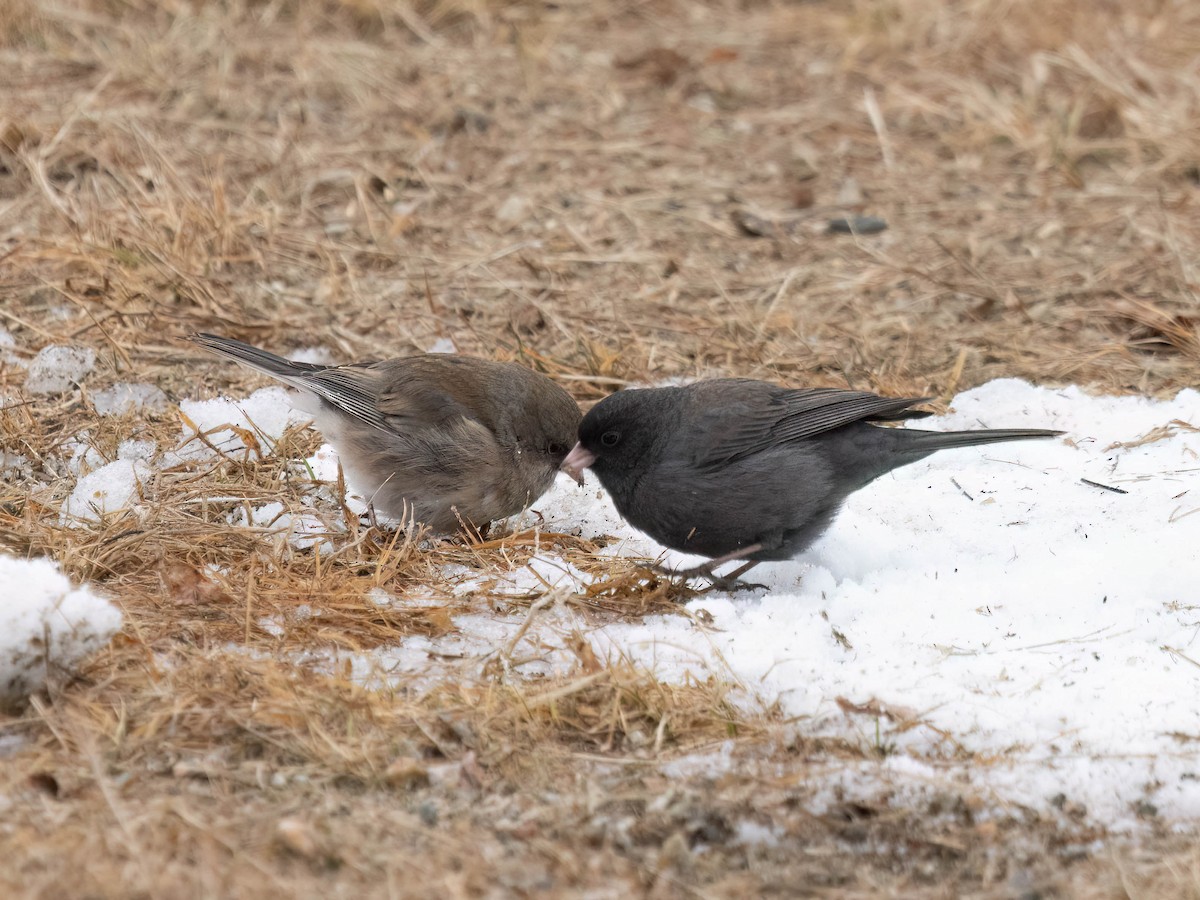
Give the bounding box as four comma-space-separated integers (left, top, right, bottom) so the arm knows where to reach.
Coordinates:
3, 0, 1200, 895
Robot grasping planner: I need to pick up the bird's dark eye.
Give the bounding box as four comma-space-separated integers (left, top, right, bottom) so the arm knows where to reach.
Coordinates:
600, 430, 621, 448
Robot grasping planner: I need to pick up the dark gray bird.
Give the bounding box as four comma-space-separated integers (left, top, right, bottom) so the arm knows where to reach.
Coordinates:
560, 380, 1061, 587
190, 333, 581, 534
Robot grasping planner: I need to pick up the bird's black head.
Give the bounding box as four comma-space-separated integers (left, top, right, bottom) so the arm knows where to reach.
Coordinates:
561, 388, 678, 486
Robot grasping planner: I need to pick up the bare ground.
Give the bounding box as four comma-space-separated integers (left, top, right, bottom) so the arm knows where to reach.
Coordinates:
2, 0, 1199, 896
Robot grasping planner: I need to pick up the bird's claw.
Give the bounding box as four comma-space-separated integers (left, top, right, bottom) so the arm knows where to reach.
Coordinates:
705, 576, 768, 593
648, 562, 767, 594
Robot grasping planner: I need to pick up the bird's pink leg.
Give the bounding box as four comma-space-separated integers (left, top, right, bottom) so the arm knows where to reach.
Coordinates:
654, 544, 768, 592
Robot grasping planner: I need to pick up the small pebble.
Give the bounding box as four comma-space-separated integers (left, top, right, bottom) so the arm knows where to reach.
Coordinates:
827, 215, 888, 235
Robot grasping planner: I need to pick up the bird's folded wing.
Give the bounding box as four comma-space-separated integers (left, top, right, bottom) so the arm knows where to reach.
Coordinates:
373, 357, 495, 435
690, 383, 930, 468
302, 365, 389, 428
312, 356, 511, 436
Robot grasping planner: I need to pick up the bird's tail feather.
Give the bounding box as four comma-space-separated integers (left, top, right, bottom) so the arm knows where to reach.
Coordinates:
190, 333, 324, 386
899, 427, 1062, 453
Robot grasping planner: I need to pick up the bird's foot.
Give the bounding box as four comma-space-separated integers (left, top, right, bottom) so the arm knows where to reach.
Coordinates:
652, 559, 766, 593
704, 573, 768, 593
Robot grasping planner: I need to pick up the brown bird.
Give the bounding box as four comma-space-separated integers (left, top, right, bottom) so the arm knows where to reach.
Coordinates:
190, 333, 581, 533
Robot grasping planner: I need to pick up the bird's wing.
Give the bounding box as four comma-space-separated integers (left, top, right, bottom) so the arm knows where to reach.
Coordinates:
300, 365, 390, 428
371, 356, 502, 435
688, 381, 931, 468
308, 355, 537, 439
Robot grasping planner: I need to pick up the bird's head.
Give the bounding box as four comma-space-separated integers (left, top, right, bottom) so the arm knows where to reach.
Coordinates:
560, 388, 671, 485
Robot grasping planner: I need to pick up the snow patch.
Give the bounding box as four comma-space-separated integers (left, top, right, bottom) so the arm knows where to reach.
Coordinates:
0, 555, 122, 705
25, 345, 96, 394
301, 380, 1200, 829
92, 382, 168, 416
231, 501, 335, 554
61, 458, 151, 524
173, 387, 309, 461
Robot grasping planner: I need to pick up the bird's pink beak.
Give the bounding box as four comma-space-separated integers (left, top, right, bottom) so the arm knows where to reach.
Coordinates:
560, 443, 596, 486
